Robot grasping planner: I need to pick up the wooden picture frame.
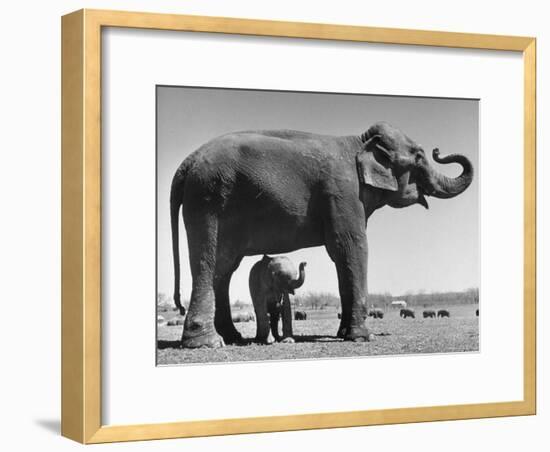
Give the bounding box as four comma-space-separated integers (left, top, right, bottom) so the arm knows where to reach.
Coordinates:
61, 9, 536, 443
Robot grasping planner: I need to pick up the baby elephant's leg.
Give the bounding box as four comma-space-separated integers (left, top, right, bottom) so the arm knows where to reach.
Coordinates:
280, 292, 295, 343
252, 295, 270, 344
269, 305, 281, 342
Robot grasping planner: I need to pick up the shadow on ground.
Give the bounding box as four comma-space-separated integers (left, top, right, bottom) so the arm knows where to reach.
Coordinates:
157, 334, 357, 349
158, 331, 391, 349
157, 340, 182, 349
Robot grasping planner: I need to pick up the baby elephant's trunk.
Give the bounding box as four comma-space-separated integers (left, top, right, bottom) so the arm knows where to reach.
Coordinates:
288, 262, 307, 293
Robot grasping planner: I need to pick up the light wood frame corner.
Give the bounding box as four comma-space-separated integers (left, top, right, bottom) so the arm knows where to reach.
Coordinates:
61, 8, 536, 444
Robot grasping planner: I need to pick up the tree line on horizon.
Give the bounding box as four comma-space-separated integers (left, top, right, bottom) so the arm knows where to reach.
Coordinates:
157, 288, 479, 311
291, 288, 479, 310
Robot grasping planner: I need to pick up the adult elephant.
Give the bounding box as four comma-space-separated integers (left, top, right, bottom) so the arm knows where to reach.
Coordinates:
249, 255, 306, 343
171, 121, 473, 348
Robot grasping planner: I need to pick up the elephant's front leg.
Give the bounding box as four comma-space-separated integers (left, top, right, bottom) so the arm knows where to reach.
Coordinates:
280, 292, 295, 343
325, 229, 371, 342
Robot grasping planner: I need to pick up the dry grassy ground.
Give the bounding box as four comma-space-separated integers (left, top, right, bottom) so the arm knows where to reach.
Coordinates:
157, 304, 479, 365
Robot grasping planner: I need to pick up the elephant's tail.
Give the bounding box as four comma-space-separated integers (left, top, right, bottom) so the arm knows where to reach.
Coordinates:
170, 168, 186, 316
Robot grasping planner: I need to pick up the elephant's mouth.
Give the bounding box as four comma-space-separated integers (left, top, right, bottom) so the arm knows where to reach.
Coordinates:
403, 171, 430, 210
417, 187, 430, 209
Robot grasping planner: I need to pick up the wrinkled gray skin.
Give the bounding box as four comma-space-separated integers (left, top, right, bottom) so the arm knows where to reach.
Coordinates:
249, 255, 306, 344
171, 121, 473, 348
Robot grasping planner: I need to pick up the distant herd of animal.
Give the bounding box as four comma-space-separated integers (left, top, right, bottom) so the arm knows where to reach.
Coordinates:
399, 308, 451, 319
228, 306, 479, 324
336, 307, 478, 320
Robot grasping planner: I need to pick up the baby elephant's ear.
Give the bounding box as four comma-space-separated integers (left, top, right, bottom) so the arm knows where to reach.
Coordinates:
356, 135, 398, 191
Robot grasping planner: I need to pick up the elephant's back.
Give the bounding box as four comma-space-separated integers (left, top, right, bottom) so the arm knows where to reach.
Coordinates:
185, 130, 347, 171
233, 129, 326, 142
182, 131, 326, 204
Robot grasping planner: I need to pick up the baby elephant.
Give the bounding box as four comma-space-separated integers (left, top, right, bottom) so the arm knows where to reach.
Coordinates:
437, 309, 450, 318
249, 255, 306, 344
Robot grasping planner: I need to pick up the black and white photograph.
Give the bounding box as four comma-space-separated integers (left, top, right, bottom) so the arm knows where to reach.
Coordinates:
156, 86, 479, 365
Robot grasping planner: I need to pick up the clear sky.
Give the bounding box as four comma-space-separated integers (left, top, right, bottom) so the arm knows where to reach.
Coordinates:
156, 86, 479, 303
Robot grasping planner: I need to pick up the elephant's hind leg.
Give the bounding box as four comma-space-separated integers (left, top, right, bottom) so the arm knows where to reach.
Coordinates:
181, 215, 225, 349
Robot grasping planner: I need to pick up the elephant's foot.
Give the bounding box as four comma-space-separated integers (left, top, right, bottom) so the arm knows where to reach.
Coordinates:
254, 336, 275, 345
220, 329, 244, 345
337, 325, 347, 338
344, 326, 373, 342
181, 330, 225, 348
280, 336, 295, 343
214, 317, 244, 345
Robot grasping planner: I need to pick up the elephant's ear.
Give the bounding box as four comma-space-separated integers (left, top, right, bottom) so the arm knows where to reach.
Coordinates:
356, 135, 398, 191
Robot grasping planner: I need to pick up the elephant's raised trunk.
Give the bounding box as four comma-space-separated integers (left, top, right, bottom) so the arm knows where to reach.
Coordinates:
427, 148, 474, 199
289, 262, 307, 291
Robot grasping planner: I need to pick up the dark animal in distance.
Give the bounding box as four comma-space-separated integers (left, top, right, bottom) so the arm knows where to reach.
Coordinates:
231, 312, 255, 323
294, 311, 307, 321
423, 310, 436, 318
166, 317, 185, 326
437, 309, 450, 318
368, 309, 384, 319
476, 309, 479, 316
400, 308, 415, 319
337, 312, 342, 319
